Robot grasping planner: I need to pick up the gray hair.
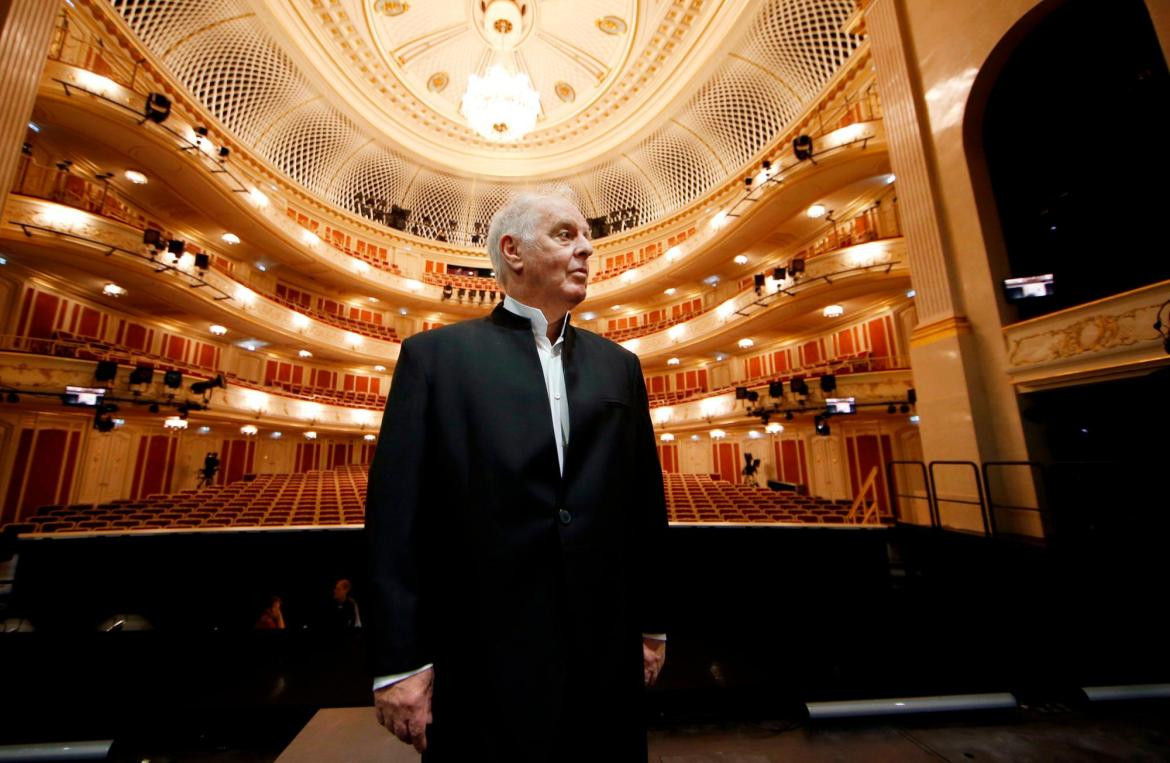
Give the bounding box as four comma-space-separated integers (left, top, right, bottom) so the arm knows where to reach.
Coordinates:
486, 193, 558, 286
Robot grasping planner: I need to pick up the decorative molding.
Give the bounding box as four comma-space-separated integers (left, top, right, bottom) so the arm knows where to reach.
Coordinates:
909, 316, 972, 348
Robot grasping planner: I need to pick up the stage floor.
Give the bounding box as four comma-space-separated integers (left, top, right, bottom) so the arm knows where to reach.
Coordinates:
277, 704, 1170, 762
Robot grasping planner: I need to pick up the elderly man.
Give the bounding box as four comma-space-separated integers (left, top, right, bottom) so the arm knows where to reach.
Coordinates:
366, 193, 668, 761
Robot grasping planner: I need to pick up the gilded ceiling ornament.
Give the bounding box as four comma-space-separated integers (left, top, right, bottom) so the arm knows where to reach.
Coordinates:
596, 16, 627, 35
375, 1, 410, 16
555, 81, 576, 103
427, 72, 449, 93
494, 18, 513, 34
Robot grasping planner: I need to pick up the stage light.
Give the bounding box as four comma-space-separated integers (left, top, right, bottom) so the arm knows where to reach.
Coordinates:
793, 134, 813, 161
769, 381, 784, 397
744, 176, 753, 188
194, 253, 210, 271
95, 360, 118, 382
790, 377, 809, 396
143, 229, 164, 248
190, 374, 225, 396
820, 374, 836, 393
163, 370, 183, 389
6, 392, 18, 404
900, 403, 910, 414
908, 388, 917, 405
888, 404, 897, 414
790, 257, 805, 275
772, 266, 786, 281
167, 239, 186, 258
218, 146, 230, 160
735, 387, 749, 400
129, 365, 153, 385
785, 410, 794, 421
144, 92, 171, 123
753, 274, 765, 294
815, 416, 831, 436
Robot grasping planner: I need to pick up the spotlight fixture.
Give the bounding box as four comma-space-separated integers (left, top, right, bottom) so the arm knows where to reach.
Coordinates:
194, 126, 209, 138
218, 146, 230, 160
166, 239, 186, 258
789, 257, 805, 275
94, 360, 118, 382
899, 403, 910, 414
148, 403, 160, 414
790, 377, 809, 396
163, 370, 183, 389
793, 134, 813, 161
143, 228, 164, 249
6, 391, 18, 404
907, 388, 917, 405
772, 266, 786, 281
744, 176, 753, 188
815, 415, 831, 436
194, 253, 210, 270
887, 404, 897, 414
189, 374, 225, 396
143, 92, 171, 124
769, 381, 784, 397
820, 374, 836, 393
785, 410, 794, 421
753, 273, 765, 294
735, 386, 749, 400
128, 365, 153, 385
762, 160, 772, 172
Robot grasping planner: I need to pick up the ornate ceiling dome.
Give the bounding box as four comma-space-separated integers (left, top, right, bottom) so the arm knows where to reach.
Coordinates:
108, 0, 860, 245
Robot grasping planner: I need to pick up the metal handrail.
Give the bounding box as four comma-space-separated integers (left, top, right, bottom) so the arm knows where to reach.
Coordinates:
927, 460, 991, 536
981, 461, 1048, 540
886, 460, 935, 527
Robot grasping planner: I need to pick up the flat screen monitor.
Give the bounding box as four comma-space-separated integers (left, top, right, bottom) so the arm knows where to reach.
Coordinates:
825, 397, 856, 414
63, 386, 106, 406
1003, 273, 1054, 301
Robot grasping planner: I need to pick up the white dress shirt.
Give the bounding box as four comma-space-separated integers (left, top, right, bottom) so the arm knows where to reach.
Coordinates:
373, 297, 661, 692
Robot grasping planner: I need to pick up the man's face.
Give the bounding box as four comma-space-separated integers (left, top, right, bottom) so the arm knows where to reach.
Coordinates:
509, 198, 593, 310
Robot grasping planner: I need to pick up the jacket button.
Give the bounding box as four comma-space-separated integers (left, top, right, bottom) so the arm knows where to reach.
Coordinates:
557, 508, 572, 525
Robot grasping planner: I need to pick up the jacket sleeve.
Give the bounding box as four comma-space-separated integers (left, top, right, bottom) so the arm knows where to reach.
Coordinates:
365, 338, 433, 677
629, 353, 669, 635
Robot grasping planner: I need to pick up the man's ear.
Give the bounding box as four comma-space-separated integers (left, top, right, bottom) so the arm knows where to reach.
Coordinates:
500, 234, 524, 277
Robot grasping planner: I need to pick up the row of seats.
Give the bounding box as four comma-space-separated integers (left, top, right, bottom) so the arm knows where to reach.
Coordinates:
267, 380, 386, 410
602, 310, 701, 342
2, 469, 884, 537
267, 293, 400, 343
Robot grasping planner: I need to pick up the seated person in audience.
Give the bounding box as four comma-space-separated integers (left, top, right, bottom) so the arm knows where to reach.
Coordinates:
326, 578, 362, 630
255, 595, 285, 630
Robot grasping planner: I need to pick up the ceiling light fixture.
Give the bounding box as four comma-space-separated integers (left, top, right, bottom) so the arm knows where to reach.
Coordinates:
461, 66, 541, 142
807, 204, 828, 219
103, 283, 126, 297
124, 170, 147, 184
222, 232, 240, 245
733, 255, 748, 265
823, 304, 845, 318
209, 324, 227, 336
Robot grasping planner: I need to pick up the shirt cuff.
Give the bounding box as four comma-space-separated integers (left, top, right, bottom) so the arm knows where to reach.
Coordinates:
642, 633, 667, 641
372, 663, 433, 691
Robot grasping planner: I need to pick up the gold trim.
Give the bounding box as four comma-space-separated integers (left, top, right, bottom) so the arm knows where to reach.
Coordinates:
910, 316, 971, 348
1002, 279, 1170, 331
160, 13, 256, 59
670, 118, 729, 175
727, 52, 801, 102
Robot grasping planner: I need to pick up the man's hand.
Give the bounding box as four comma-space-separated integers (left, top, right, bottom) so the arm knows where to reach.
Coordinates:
373, 667, 434, 753
642, 637, 666, 687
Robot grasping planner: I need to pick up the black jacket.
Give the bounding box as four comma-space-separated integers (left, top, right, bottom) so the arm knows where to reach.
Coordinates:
365, 304, 667, 761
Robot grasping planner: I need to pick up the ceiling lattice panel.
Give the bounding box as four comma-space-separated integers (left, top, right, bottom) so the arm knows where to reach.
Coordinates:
108, 0, 860, 242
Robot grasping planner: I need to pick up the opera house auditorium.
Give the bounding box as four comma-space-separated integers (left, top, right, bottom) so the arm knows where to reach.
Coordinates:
0, 0, 1167, 759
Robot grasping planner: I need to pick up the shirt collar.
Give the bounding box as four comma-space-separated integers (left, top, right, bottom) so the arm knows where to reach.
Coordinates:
502, 295, 570, 343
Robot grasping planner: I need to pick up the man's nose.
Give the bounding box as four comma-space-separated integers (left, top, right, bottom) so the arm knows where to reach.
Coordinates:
575, 234, 593, 259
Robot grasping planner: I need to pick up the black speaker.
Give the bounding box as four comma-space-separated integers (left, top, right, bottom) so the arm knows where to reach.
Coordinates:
820, 374, 836, 393
753, 274, 765, 290
164, 370, 183, 389
94, 360, 118, 382
769, 380, 784, 397
143, 229, 164, 248
790, 377, 809, 396
144, 92, 171, 124
793, 134, 813, 161
194, 253, 211, 270
735, 386, 749, 400
772, 266, 786, 280
167, 239, 186, 256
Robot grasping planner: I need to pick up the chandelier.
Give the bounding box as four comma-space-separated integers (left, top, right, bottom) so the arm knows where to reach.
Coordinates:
461, 66, 540, 142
